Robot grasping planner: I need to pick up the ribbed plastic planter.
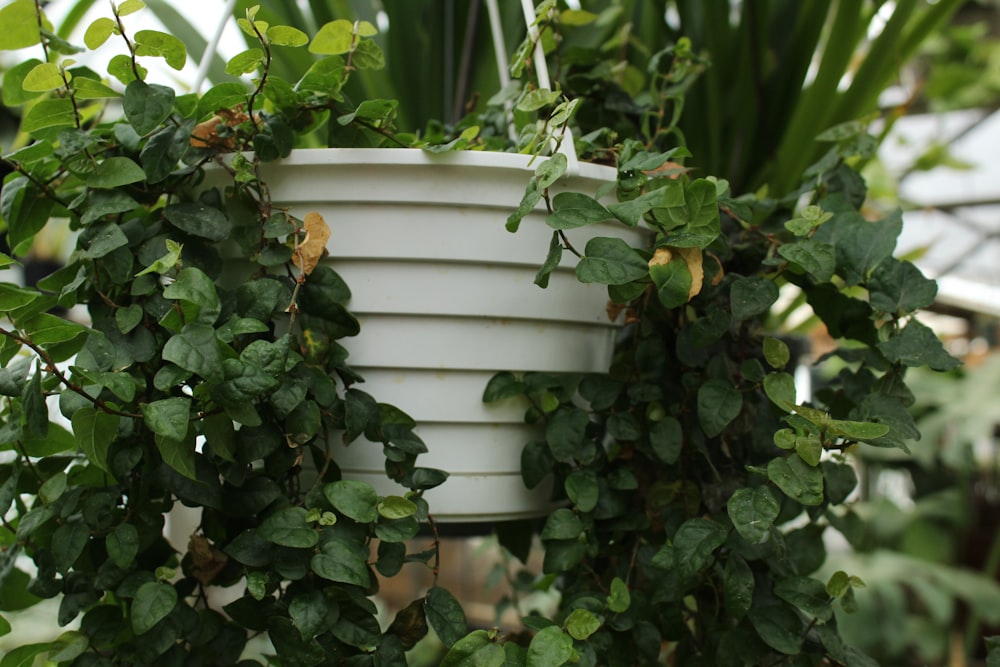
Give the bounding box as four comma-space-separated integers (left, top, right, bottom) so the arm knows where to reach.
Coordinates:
258, 148, 645, 522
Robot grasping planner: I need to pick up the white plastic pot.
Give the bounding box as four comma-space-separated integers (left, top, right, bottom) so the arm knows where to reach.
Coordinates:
257, 148, 646, 522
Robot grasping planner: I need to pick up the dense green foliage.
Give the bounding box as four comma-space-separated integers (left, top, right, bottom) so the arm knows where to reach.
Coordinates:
0, 0, 967, 665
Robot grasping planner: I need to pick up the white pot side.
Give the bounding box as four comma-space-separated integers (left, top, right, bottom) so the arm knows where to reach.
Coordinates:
256, 148, 646, 522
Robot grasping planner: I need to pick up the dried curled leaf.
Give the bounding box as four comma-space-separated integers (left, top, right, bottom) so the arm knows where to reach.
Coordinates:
295, 211, 331, 276
189, 107, 252, 148
187, 534, 228, 585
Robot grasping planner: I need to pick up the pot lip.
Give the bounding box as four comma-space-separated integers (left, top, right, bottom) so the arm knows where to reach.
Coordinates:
258, 146, 616, 179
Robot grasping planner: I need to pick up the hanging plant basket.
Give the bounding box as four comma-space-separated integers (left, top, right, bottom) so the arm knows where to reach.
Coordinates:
247, 147, 644, 522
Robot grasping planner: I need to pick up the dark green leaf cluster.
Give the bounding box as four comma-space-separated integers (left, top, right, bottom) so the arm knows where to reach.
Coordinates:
0, 4, 465, 665
481, 45, 958, 667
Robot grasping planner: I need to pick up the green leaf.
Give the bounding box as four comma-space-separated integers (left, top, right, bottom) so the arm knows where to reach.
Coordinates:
84, 17, 117, 49
730, 276, 779, 321
22, 63, 64, 92
80, 222, 129, 259
134, 29, 186, 70
545, 408, 588, 463
118, 0, 145, 16
534, 231, 563, 288
482, 372, 526, 403
674, 518, 727, 579
123, 81, 175, 135
309, 19, 359, 55
86, 157, 145, 188
21, 365, 47, 440
767, 455, 824, 506
137, 239, 183, 277
727, 486, 780, 543
162, 268, 221, 324
576, 237, 648, 285
763, 372, 797, 412
565, 471, 598, 512
724, 555, 754, 621
131, 582, 177, 635
162, 323, 223, 382
763, 338, 790, 369
107, 523, 139, 568
564, 608, 601, 640
697, 379, 742, 437
658, 179, 721, 247
289, 590, 330, 640
267, 25, 309, 47
21, 98, 76, 133
541, 508, 583, 540
439, 629, 505, 667
0, 614, 8, 637
71, 77, 121, 100
226, 48, 264, 76
506, 179, 540, 233
826, 418, 890, 441
778, 240, 836, 282
141, 397, 190, 442
162, 202, 231, 242
259, 507, 318, 548
517, 88, 561, 112
0, 284, 39, 311
425, 587, 468, 647
0, 0, 42, 50
773, 576, 832, 621
155, 433, 196, 480
649, 256, 692, 308
526, 625, 573, 667
748, 603, 803, 655
649, 417, 683, 464
608, 577, 630, 613
818, 204, 901, 285
344, 388, 378, 442
547, 193, 614, 229
324, 480, 378, 523
878, 318, 960, 372
311, 538, 370, 587
536, 154, 567, 189
51, 521, 88, 572
71, 407, 119, 472
47, 632, 89, 663
795, 434, 823, 466
377, 496, 417, 519
869, 258, 937, 314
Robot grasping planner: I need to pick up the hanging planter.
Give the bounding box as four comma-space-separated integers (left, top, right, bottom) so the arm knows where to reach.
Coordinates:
248, 147, 644, 522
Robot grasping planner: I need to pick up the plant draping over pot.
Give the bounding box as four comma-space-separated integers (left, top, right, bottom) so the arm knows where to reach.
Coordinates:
0, 0, 968, 665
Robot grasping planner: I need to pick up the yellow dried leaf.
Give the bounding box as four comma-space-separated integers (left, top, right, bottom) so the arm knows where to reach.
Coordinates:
676, 247, 704, 300
648, 247, 673, 267
295, 211, 331, 276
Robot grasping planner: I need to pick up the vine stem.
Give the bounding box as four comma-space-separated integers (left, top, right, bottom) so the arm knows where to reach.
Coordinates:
427, 514, 442, 584
0, 327, 142, 420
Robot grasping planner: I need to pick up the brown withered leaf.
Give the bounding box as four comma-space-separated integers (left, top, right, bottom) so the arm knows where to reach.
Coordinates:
295, 212, 331, 276
187, 534, 228, 585
387, 598, 429, 649
189, 107, 253, 149
707, 251, 725, 286
643, 161, 689, 179
606, 300, 626, 322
